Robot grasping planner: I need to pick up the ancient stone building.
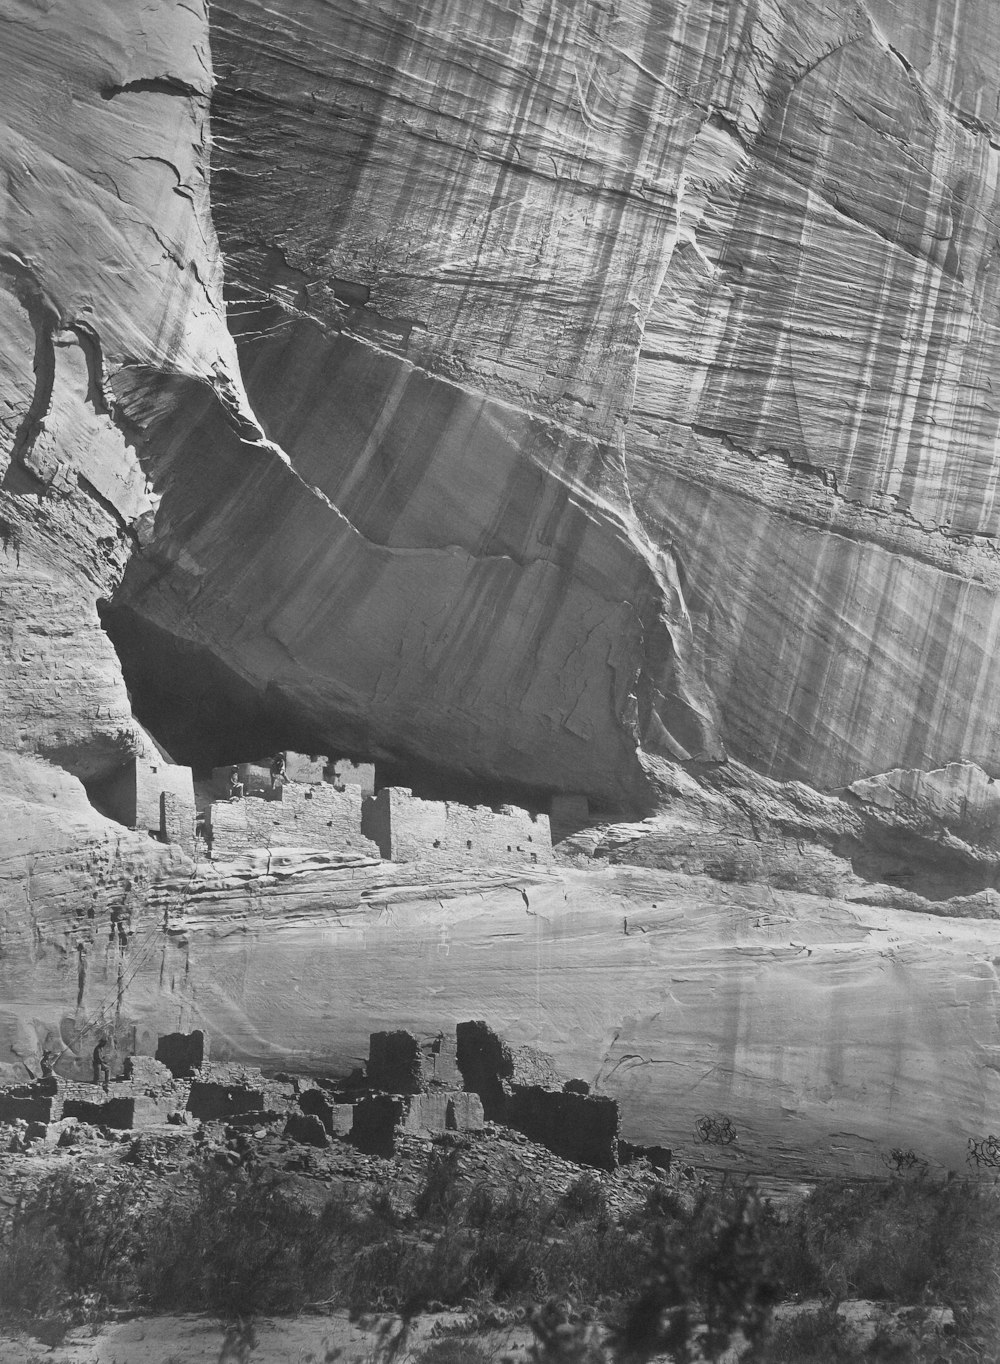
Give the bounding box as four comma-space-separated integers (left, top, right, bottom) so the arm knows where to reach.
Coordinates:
362, 787, 553, 865
97, 750, 196, 855
207, 782, 377, 860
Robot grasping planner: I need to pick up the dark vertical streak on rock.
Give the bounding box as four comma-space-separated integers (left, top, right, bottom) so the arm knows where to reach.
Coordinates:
0, 256, 59, 491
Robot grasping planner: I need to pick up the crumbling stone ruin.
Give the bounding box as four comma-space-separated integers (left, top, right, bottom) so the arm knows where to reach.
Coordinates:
298, 1087, 354, 1137
367, 1029, 461, 1092
362, 786, 553, 865
349, 1030, 485, 1155
507, 1088, 621, 1172
202, 749, 552, 868
186, 1068, 267, 1122
456, 1020, 621, 1170
456, 1019, 560, 1121
0, 1021, 663, 1175
95, 750, 196, 855
207, 781, 376, 860
0, 1068, 186, 1138
327, 758, 375, 795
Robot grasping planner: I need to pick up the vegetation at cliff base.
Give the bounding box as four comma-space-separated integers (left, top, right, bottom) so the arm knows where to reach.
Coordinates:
1, 1150, 998, 1362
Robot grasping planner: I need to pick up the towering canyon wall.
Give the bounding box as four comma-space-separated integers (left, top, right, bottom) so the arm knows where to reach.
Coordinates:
3, 0, 1000, 802
113, 0, 1000, 799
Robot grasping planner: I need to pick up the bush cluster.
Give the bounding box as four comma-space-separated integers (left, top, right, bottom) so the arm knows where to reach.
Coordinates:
1, 1155, 998, 1362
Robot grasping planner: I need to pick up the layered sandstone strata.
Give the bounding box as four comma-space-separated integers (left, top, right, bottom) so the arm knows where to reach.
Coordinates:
4, 0, 1000, 805
111, 0, 1000, 801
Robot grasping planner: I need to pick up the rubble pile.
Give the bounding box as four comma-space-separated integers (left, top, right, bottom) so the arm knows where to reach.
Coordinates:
0, 1021, 672, 1178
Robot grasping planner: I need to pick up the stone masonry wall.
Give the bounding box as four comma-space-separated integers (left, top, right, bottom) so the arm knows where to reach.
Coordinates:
364, 787, 552, 865
211, 752, 333, 797
160, 790, 196, 855
135, 759, 195, 838
328, 759, 375, 795
208, 784, 377, 860
98, 757, 195, 851
367, 1029, 461, 1092
507, 1086, 621, 1171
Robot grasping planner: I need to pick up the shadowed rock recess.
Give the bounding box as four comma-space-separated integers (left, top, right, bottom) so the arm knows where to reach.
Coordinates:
3, 0, 1000, 1177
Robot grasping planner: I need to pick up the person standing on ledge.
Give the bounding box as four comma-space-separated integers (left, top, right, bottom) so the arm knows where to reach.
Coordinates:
269, 752, 286, 791
92, 1036, 111, 1091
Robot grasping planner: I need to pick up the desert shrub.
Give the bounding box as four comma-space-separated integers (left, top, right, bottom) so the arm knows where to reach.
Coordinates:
782, 1176, 1000, 1307
413, 1148, 466, 1221
614, 1184, 777, 1363
0, 1218, 67, 1316
757, 1306, 866, 1362
6, 1138, 997, 1357
561, 1173, 608, 1222
528, 1299, 608, 1362
0, 1168, 153, 1318
413, 1341, 496, 1364
342, 1149, 649, 1317
142, 1166, 345, 1315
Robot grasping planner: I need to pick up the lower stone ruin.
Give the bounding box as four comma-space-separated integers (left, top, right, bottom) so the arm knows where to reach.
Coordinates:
0, 1022, 669, 1174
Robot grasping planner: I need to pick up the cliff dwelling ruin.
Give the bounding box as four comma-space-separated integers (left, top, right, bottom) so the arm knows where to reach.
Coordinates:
3, 0, 1000, 1355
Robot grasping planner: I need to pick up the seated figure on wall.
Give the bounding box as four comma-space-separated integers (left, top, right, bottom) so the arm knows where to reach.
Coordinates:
228, 766, 244, 800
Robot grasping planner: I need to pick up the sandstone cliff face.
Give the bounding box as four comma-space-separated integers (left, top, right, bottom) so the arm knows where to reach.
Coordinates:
3, 755, 998, 1178
104, 0, 1000, 800
0, 0, 246, 781
4, 0, 1000, 801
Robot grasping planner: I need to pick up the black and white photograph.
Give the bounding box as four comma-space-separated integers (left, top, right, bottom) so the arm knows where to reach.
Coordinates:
1, 1, 999, 1360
